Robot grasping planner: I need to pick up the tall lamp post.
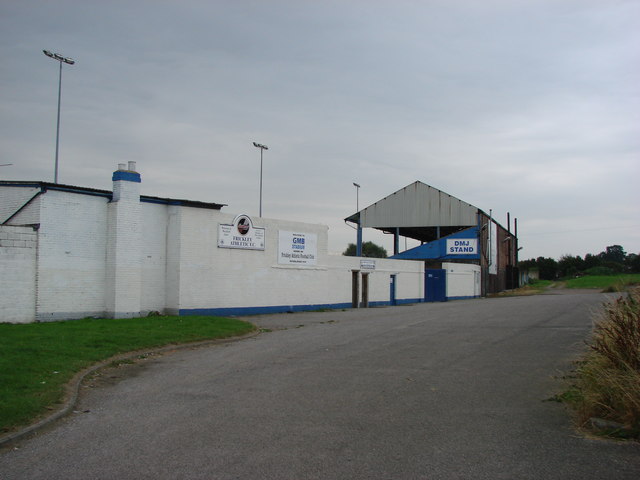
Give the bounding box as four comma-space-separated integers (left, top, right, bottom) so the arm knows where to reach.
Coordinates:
353, 182, 360, 212
252, 142, 268, 217
43, 50, 75, 184
353, 182, 362, 256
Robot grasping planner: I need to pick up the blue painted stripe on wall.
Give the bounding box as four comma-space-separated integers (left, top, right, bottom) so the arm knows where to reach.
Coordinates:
446, 295, 479, 301
180, 303, 351, 317
179, 298, 424, 317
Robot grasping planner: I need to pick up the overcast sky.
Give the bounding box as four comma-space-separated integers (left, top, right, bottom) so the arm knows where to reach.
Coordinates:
1, 0, 638, 259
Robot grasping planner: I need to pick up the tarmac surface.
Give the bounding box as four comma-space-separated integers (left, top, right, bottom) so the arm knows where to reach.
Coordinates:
1, 291, 639, 479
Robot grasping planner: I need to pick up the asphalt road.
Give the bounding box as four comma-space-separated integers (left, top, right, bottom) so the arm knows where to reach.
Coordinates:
2, 292, 639, 479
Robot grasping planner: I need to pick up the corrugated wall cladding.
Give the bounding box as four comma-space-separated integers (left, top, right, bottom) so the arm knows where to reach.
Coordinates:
360, 181, 478, 228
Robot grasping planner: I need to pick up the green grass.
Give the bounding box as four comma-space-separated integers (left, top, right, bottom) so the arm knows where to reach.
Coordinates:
0, 315, 255, 434
490, 279, 553, 297
527, 279, 554, 289
564, 274, 640, 290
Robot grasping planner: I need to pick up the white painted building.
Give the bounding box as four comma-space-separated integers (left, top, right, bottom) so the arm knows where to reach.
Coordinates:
1, 163, 428, 323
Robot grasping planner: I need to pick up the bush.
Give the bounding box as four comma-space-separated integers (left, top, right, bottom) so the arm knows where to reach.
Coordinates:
584, 266, 616, 276
564, 288, 640, 438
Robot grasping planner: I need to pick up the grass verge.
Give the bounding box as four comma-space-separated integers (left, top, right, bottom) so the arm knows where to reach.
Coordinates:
564, 274, 640, 291
558, 287, 640, 439
0, 315, 255, 434
489, 279, 554, 297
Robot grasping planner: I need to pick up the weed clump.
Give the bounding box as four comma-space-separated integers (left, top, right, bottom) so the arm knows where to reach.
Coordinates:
564, 288, 640, 439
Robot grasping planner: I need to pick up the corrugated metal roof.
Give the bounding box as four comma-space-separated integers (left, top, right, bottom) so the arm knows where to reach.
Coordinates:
346, 181, 478, 228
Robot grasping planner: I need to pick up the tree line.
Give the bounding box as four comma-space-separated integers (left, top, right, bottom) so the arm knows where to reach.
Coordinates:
343, 241, 388, 258
519, 245, 640, 280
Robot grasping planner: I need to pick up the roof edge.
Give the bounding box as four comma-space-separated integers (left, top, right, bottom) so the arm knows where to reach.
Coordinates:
0, 181, 226, 210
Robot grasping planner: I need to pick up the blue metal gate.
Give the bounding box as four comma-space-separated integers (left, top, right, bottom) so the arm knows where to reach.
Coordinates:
425, 269, 446, 302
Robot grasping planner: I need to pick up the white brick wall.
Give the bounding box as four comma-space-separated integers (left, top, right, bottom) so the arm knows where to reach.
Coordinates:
325, 255, 424, 306
443, 262, 481, 299
140, 202, 168, 313
36, 190, 109, 321
173, 209, 424, 313
106, 178, 142, 318
1, 172, 426, 322
164, 205, 182, 315
0, 226, 37, 323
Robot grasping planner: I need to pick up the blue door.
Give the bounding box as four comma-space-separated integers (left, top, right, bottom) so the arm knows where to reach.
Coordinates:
390, 274, 397, 306
425, 269, 446, 302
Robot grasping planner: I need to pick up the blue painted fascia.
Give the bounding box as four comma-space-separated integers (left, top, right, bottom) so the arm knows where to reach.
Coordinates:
391, 227, 480, 260
140, 197, 184, 206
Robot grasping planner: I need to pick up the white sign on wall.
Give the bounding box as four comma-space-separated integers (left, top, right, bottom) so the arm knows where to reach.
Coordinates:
360, 259, 376, 270
278, 231, 317, 265
218, 214, 265, 250
446, 238, 478, 255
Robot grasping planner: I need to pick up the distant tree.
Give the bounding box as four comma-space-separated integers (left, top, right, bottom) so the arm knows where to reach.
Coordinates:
519, 246, 635, 277
343, 241, 388, 258
557, 254, 585, 278
625, 253, 640, 273
600, 261, 625, 273
518, 258, 537, 271
518, 257, 558, 280
584, 253, 601, 270
536, 256, 558, 280
599, 245, 626, 264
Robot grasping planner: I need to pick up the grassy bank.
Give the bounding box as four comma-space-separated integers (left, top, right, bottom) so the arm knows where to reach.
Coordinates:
0, 315, 255, 434
564, 273, 640, 290
488, 279, 554, 297
559, 287, 640, 439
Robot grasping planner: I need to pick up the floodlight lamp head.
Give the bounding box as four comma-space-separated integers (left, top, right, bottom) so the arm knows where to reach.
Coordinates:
353, 182, 361, 188
43, 50, 75, 65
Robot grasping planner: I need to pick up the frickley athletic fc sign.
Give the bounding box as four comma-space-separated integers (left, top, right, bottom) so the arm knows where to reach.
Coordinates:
218, 214, 265, 250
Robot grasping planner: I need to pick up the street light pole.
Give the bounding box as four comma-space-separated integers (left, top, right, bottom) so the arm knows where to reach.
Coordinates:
43, 50, 75, 184
252, 142, 268, 217
353, 182, 362, 257
353, 182, 360, 212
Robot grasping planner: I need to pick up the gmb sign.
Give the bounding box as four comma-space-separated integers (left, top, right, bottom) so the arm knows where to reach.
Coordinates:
446, 238, 478, 255
278, 231, 317, 266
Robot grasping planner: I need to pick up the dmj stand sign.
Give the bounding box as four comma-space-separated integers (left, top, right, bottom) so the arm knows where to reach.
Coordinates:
446, 238, 478, 255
